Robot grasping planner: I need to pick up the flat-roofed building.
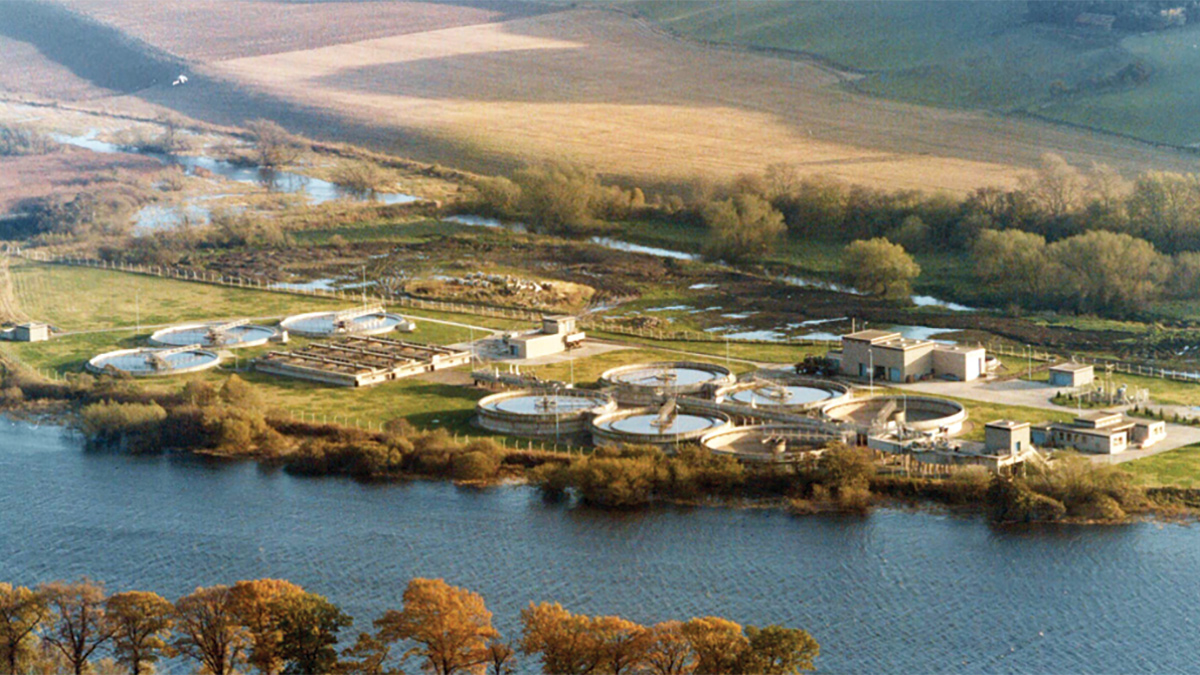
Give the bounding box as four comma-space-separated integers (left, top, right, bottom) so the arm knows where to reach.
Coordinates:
837, 330, 986, 383
506, 315, 586, 359
985, 420, 1031, 456
933, 344, 987, 382
1032, 411, 1137, 455
13, 322, 50, 342
1049, 363, 1094, 388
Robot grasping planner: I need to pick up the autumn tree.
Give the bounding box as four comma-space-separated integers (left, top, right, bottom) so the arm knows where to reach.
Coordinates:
0, 583, 46, 675
173, 585, 249, 675
271, 592, 352, 675
39, 579, 116, 675
972, 228, 1054, 305
1047, 230, 1167, 315
1125, 171, 1200, 253
229, 578, 306, 674
376, 578, 499, 675
841, 237, 920, 299
643, 621, 694, 675
741, 625, 820, 674
519, 602, 601, 675
701, 193, 786, 263
484, 640, 517, 675
340, 631, 402, 675
680, 617, 748, 675
591, 615, 649, 675
247, 119, 302, 168
1018, 153, 1083, 222
105, 591, 174, 675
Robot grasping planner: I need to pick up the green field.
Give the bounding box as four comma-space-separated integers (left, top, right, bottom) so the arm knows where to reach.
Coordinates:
1124, 444, 1200, 488
625, 0, 1200, 146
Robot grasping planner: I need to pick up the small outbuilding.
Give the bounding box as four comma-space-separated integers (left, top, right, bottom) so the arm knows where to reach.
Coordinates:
505, 315, 585, 359
1049, 363, 1094, 388
13, 322, 50, 342
985, 420, 1032, 456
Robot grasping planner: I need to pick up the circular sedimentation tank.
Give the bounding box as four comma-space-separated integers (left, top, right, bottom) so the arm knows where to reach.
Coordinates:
86, 346, 221, 377
476, 390, 617, 438
150, 321, 278, 349
701, 423, 843, 463
717, 376, 850, 411
821, 395, 967, 436
279, 308, 415, 338
599, 361, 735, 405
591, 407, 731, 449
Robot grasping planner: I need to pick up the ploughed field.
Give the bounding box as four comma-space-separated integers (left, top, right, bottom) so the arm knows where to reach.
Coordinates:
8, 3, 1199, 194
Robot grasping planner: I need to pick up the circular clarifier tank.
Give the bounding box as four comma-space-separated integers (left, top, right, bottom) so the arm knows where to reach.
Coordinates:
279, 308, 415, 338
150, 321, 278, 349
822, 395, 967, 436
591, 407, 731, 449
476, 390, 617, 438
599, 362, 735, 404
717, 376, 850, 410
86, 346, 221, 377
701, 424, 842, 463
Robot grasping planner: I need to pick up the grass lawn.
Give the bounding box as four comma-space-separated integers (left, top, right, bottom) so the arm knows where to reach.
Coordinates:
588, 330, 825, 365
1123, 444, 1200, 488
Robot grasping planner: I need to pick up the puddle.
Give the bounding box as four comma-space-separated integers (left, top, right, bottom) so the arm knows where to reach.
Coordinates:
55, 131, 420, 207
589, 238, 701, 261
134, 204, 212, 233
912, 295, 974, 312
645, 305, 694, 313
443, 214, 528, 233
689, 283, 717, 290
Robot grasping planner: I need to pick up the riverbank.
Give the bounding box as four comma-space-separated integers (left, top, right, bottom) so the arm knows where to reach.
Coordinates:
7, 417, 1200, 673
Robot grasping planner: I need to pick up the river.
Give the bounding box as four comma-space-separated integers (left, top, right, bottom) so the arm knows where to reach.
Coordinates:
2, 419, 1198, 673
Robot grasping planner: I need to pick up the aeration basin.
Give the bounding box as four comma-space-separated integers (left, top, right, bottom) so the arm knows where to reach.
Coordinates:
86, 346, 221, 377
280, 307, 415, 338
476, 390, 617, 438
599, 361, 735, 405
591, 407, 731, 450
150, 321, 278, 349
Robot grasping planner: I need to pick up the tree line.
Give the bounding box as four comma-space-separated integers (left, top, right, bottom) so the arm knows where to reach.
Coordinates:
0, 364, 1159, 525
469, 154, 1200, 317
0, 576, 818, 675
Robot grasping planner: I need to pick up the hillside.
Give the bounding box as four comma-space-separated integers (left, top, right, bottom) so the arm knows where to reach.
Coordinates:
2, 0, 1198, 193
626, 0, 1200, 147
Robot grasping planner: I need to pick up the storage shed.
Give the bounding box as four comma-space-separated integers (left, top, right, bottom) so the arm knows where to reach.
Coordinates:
1049, 363, 1094, 388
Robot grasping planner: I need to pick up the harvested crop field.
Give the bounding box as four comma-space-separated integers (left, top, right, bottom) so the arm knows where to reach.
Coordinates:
48, 0, 548, 61
13, 4, 1200, 194
174, 9, 1198, 193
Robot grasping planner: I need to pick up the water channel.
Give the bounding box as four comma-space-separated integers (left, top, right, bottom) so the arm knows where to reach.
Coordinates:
3, 419, 1200, 673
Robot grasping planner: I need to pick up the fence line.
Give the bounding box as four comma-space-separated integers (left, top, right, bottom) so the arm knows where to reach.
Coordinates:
11, 250, 1200, 386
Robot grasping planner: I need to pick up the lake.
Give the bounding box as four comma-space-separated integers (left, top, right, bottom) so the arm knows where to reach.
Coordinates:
2, 419, 1198, 673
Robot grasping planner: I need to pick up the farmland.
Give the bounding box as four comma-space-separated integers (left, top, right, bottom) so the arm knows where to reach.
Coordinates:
0, 2, 1194, 196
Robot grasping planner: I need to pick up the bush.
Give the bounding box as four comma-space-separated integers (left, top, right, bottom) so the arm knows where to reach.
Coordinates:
452, 451, 501, 481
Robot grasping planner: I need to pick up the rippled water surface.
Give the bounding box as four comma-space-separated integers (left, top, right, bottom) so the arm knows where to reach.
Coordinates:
3, 420, 1200, 673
